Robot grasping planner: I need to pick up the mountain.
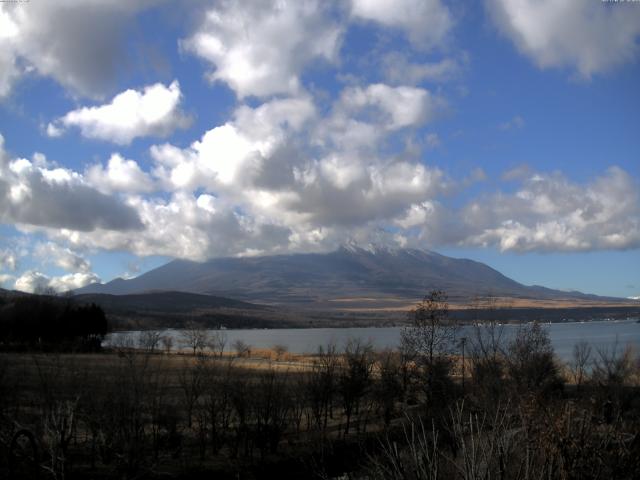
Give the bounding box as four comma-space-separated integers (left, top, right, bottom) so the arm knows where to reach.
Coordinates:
75, 247, 625, 309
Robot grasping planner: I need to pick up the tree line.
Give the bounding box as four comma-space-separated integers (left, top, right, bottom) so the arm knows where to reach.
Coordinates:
0, 293, 108, 351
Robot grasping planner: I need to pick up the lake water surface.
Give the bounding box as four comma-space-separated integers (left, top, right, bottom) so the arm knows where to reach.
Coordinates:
107, 319, 640, 362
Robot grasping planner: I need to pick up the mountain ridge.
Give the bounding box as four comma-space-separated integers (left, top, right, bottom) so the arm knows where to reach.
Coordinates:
75, 247, 625, 309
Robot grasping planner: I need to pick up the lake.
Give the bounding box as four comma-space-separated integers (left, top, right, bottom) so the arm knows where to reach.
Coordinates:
107, 319, 640, 362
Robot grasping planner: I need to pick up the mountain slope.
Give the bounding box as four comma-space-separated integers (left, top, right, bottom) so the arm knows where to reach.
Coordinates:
74, 291, 263, 313
76, 247, 622, 308
73, 291, 279, 329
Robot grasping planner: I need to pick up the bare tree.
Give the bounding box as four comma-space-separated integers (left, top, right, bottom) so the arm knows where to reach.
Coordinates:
138, 330, 161, 353
397, 337, 419, 404
109, 333, 136, 354
202, 358, 235, 455
402, 290, 456, 366
401, 290, 457, 401
272, 344, 288, 361
100, 351, 157, 476
507, 321, 562, 396
42, 399, 79, 480
369, 416, 441, 480
160, 335, 173, 354
181, 322, 210, 356
35, 285, 59, 297
469, 294, 506, 363
339, 338, 375, 435
178, 356, 206, 429
232, 339, 251, 358
468, 294, 507, 401
289, 372, 308, 433
207, 330, 228, 358
308, 342, 339, 432
374, 349, 402, 428
592, 340, 635, 387
253, 368, 292, 455
569, 340, 592, 389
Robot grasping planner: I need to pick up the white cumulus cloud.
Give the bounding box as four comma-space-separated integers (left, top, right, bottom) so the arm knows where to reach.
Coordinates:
462, 167, 640, 252
487, 0, 640, 77
351, 0, 452, 48
0, 8, 19, 97
34, 242, 92, 274
182, 0, 342, 98
0, 248, 18, 271
86, 153, 154, 194
14, 270, 100, 294
48, 80, 190, 145
151, 95, 316, 191
339, 83, 443, 130
0, 274, 15, 288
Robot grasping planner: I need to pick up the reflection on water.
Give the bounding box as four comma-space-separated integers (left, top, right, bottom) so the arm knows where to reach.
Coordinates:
106, 319, 640, 362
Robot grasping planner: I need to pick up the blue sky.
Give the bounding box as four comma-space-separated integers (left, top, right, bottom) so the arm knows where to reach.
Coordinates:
0, 0, 639, 298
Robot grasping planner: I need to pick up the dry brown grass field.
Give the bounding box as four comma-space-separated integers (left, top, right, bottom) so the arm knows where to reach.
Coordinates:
1, 338, 639, 480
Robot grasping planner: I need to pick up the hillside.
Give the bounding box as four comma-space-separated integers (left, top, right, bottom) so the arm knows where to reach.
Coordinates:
74, 291, 262, 313
72, 291, 289, 330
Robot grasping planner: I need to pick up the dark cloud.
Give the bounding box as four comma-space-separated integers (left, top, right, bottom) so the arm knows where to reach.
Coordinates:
1, 1, 163, 98
0, 166, 143, 232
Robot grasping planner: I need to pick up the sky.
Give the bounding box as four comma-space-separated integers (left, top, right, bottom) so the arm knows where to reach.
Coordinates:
0, 0, 639, 298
